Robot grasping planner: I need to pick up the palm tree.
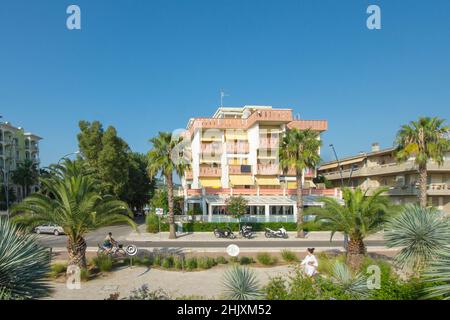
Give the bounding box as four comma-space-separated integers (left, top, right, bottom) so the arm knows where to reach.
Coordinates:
222, 266, 262, 300
11, 159, 39, 199
384, 205, 450, 275
279, 128, 321, 238
395, 117, 450, 207
0, 217, 50, 299
11, 160, 136, 269
314, 187, 392, 269
147, 132, 189, 239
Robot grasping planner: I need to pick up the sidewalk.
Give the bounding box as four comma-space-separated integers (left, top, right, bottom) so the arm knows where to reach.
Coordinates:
126, 230, 385, 242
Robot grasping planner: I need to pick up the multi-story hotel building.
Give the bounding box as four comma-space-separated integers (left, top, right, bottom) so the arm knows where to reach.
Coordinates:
317, 143, 450, 213
0, 121, 42, 202
180, 105, 341, 222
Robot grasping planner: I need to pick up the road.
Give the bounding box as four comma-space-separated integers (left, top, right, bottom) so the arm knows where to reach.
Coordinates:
35, 222, 386, 249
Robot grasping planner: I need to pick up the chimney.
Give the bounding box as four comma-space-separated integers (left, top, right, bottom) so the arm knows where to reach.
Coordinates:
371, 142, 380, 152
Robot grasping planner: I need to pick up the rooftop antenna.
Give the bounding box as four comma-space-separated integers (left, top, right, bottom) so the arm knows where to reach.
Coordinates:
220, 89, 229, 108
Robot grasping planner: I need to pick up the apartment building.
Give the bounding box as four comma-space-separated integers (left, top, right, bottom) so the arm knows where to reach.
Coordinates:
0, 121, 42, 202
317, 143, 450, 213
180, 105, 341, 222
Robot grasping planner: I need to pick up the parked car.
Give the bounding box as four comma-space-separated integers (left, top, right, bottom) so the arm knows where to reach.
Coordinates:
35, 225, 65, 236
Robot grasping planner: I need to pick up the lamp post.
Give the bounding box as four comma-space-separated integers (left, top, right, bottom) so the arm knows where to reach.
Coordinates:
57, 151, 80, 164
329, 144, 348, 251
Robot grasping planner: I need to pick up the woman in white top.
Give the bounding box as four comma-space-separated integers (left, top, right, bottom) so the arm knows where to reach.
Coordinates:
300, 248, 318, 277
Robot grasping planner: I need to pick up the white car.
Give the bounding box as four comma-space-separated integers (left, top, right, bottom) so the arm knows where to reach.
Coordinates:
35, 224, 65, 236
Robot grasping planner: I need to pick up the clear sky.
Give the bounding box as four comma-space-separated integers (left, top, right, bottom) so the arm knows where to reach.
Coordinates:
1, 0, 449, 166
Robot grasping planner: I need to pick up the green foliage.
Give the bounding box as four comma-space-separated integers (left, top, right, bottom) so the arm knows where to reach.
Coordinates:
198, 257, 217, 269
281, 250, 298, 263
222, 266, 263, 300
422, 252, 450, 300
186, 257, 198, 270
11, 159, 136, 268
225, 196, 248, 222
0, 218, 50, 299
146, 214, 161, 233
330, 262, 369, 299
49, 263, 67, 277
80, 268, 90, 282
256, 253, 278, 266
174, 256, 184, 270
385, 205, 450, 274
152, 222, 302, 233
216, 256, 228, 264
395, 117, 450, 167
239, 256, 254, 265
11, 159, 39, 198
161, 256, 174, 269
153, 255, 162, 266
93, 255, 114, 272
128, 285, 171, 300
315, 187, 393, 241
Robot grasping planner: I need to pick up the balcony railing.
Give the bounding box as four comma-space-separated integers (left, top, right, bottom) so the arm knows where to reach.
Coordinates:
185, 187, 341, 197
200, 142, 222, 154
198, 166, 222, 177
185, 170, 193, 180
257, 164, 280, 175
228, 165, 252, 175
226, 142, 249, 154
259, 138, 279, 149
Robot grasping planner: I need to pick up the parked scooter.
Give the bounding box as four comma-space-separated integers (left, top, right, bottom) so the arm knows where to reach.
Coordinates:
214, 227, 236, 239
240, 225, 254, 239
265, 226, 288, 239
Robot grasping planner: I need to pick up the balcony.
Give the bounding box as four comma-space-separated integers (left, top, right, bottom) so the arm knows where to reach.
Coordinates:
226, 142, 249, 154
257, 164, 280, 175
427, 183, 450, 195
185, 170, 193, 180
229, 164, 252, 175
200, 142, 222, 155
259, 138, 279, 149
185, 187, 341, 197
199, 166, 222, 177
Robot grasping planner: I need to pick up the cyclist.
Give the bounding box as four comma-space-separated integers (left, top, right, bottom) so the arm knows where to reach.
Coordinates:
103, 232, 118, 255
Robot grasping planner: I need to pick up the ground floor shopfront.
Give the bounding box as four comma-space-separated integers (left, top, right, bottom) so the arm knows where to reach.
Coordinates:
184, 194, 339, 223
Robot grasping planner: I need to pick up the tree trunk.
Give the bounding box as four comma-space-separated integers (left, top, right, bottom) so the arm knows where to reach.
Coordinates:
296, 171, 305, 238
418, 164, 428, 208
166, 173, 177, 239
346, 237, 366, 270
67, 236, 87, 269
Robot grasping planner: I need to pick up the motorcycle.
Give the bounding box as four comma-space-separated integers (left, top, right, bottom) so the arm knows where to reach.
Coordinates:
214, 227, 236, 239
265, 227, 288, 239
240, 225, 254, 239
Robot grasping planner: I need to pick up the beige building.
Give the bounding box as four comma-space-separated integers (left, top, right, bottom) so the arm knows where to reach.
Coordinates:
180, 105, 342, 222
317, 143, 450, 213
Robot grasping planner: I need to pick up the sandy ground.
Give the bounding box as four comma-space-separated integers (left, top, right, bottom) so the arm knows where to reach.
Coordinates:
47, 264, 292, 300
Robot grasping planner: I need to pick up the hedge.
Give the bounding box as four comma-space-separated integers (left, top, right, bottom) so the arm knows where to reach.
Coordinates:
146, 219, 331, 232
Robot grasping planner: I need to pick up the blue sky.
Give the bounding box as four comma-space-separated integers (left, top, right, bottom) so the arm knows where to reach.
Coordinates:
1, 0, 449, 166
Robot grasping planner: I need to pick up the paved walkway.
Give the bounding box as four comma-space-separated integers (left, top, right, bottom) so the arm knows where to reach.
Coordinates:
47, 265, 291, 300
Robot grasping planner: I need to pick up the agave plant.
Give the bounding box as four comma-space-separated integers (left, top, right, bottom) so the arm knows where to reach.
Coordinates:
0, 217, 50, 299
384, 205, 450, 275
222, 266, 262, 300
330, 261, 369, 299
422, 252, 450, 300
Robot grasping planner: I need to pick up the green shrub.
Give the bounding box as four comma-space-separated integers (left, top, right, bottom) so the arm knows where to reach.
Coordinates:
174, 256, 184, 270
153, 222, 308, 232
161, 256, 174, 269
49, 263, 67, 277
216, 256, 228, 264
229, 257, 239, 264
153, 255, 162, 266
186, 257, 198, 270
257, 253, 278, 266
239, 256, 254, 265
197, 257, 217, 269
146, 214, 164, 233
80, 268, 90, 282
281, 250, 298, 263
93, 255, 114, 272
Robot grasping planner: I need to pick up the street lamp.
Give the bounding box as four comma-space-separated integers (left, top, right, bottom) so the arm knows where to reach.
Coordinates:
57, 151, 80, 164
329, 144, 348, 250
